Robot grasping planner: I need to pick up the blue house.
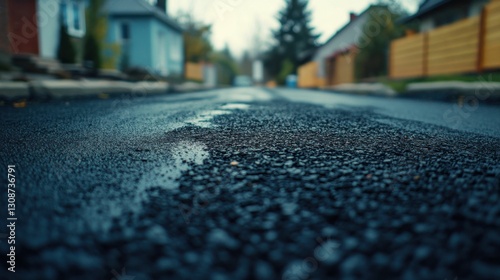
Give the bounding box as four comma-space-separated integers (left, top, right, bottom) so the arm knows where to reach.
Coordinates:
103, 0, 184, 77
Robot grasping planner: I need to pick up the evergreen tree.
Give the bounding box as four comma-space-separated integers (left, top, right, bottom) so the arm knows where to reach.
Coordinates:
57, 24, 76, 64
264, 0, 320, 83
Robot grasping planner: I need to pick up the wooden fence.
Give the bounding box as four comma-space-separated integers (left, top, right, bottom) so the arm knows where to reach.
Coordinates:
332, 52, 356, 85
428, 16, 480, 75
298, 61, 318, 88
185, 62, 204, 81
390, 34, 426, 79
484, 0, 500, 69
298, 51, 355, 88
390, 0, 500, 79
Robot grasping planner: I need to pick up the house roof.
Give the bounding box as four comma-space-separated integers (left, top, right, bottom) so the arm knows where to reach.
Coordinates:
400, 0, 454, 23
105, 0, 183, 32
316, 5, 387, 58
319, 5, 386, 49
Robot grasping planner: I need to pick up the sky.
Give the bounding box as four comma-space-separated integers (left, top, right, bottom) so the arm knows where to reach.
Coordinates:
168, 0, 419, 58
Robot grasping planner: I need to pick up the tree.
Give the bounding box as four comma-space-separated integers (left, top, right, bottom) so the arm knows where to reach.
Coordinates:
57, 24, 76, 64
84, 0, 107, 69
277, 58, 294, 84
354, 1, 415, 79
83, 34, 100, 69
239, 51, 253, 77
211, 45, 239, 85
250, 19, 265, 59
176, 11, 213, 63
264, 0, 320, 83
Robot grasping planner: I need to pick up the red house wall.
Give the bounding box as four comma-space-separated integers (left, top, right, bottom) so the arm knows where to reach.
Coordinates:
0, 0, 10, 53
6, 0, 39, 55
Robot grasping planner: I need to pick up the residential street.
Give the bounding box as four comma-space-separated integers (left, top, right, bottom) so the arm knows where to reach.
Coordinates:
1, 88, 500, 279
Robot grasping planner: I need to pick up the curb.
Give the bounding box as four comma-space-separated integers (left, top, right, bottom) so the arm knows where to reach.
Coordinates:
401, 82, 500, 103
0, 80, 219, 105
322, 83, 397, 97
0, 82, 30, 101
406, 81, 500, 92
169, 83, 224, 94
28, 80, 170, 100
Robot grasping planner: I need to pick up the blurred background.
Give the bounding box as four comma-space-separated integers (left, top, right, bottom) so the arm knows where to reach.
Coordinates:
0, 0, 499, 92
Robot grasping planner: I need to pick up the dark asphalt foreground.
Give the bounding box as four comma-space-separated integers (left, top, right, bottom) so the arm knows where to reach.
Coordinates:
1, 88, 500, 280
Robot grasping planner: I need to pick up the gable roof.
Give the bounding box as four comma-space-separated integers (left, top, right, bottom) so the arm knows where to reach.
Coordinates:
400, 0, 454, 23
105, 0, 182, 32
319, 5, 385, 48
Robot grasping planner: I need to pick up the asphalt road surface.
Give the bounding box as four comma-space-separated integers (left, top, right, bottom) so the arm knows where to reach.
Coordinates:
1, 88, 500, 280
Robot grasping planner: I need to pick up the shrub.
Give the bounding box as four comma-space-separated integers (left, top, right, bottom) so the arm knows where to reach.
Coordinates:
57, 25, 76, 64
83, 34, 101, 69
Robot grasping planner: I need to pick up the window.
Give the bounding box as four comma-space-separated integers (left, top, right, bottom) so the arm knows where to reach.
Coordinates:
60, 0, 85, 37
61, 2, 68, 27
121, 23, 130, 41
72, 3, 80, 31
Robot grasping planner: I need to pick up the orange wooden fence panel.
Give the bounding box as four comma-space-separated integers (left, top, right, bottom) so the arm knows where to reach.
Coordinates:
298, 61, 318, 88
185, 62, 204, 81
390, 33, 426, 79
484, 0, 500, 69
333, 51, 356, 85
427, 16, 480, 76
389, 0, 500, 79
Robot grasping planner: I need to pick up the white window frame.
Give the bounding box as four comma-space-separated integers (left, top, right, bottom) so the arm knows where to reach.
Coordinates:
61, 0, 86, 38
